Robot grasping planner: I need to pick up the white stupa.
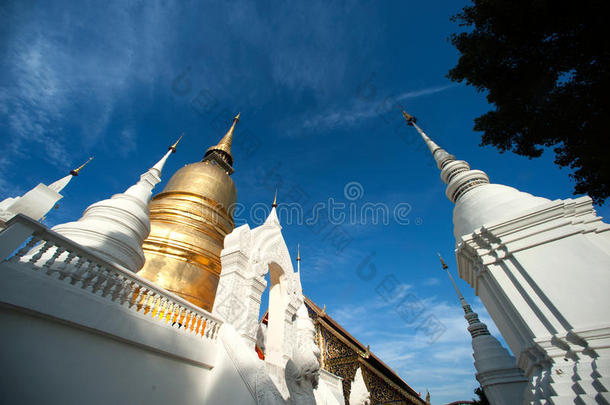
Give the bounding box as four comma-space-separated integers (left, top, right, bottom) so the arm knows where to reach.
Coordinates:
0, 157, 93, 225
439, 253, 527, 405
405, 110, 610, 404
52, 136, 181, 272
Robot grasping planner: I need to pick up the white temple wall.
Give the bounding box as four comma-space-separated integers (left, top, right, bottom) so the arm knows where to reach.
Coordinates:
0, 233, 222, 405
203, 326, 259, 405
0, 306, 212, 405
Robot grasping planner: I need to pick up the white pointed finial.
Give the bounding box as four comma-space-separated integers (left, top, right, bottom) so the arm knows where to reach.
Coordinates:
403, 112, 490, 203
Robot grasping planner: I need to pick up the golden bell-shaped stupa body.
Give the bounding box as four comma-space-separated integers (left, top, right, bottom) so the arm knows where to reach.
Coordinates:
137, 114, 239, 311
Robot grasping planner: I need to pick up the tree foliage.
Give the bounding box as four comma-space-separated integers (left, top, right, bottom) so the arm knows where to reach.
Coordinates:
448, 0, 610, 204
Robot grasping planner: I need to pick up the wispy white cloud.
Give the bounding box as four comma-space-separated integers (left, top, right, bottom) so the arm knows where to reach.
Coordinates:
423, 277, 441, 286
0, 1, 176, 194
301, 84, 457, 131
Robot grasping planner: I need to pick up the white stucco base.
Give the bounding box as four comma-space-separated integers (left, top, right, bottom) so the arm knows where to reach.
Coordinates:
0, 258, 219, 405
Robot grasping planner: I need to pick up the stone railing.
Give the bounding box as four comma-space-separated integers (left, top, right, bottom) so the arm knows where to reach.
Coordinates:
0, 214, 222, 340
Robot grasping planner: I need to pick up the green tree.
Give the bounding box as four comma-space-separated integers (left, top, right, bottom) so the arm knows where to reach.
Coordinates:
472, 387, 490, 405
448, 0, 610, 204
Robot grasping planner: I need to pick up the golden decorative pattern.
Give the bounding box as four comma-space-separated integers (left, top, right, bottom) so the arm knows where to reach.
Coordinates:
309, 304, 423, 405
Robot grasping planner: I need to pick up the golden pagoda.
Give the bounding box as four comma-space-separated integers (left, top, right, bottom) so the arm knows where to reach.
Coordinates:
137, 114, 240, 311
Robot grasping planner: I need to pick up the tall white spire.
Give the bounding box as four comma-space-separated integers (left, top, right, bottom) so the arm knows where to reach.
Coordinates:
52, 136, 181, 272
404, 110, 549, 238
402, 110, 490, 203
438, 254, 527, 405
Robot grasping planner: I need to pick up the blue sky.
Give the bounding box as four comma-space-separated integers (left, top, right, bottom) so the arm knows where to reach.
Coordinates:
2, 1, 608, 404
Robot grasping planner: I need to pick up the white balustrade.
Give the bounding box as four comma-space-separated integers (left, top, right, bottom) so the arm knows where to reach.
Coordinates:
0, 214, 222, 340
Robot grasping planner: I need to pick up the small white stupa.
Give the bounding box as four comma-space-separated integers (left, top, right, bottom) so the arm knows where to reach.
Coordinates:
439, 253, 526, 405
52, 136, 181, 272
0, 157, 93, 225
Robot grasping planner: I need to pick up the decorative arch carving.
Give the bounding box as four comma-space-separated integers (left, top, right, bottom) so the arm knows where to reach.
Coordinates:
213, 216, 303, 363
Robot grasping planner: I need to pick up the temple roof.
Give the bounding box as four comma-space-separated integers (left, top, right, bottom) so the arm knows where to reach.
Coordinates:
258, 296, 424, 403
303, 296, 424, 403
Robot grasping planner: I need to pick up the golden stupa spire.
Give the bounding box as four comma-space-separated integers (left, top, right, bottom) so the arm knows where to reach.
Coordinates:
398, 106, 417, 126
297, 243, 301, 261
272, 189, 278, 208
70, 157, 93, 176
437, 252, 449, 270
205, 112, 240, 167
169, 133, 183, 153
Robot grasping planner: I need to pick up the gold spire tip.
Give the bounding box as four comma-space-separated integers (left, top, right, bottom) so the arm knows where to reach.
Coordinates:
437, 252, 449, 270
399, 107, 417, 126
70, 157, 93, 176
272, 189, 278, 208
169, 133, 183, 153
297, 244, 301, 261
204, 112, 239, 166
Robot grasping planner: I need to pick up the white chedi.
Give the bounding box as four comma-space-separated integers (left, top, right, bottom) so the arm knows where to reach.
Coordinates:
410, 113, 610, 404
349, 367, 370, 405
52, 141, 178, 272
0, 157, 92, 225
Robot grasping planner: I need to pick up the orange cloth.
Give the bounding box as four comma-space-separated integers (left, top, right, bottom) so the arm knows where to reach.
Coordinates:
255, 345, 265, 360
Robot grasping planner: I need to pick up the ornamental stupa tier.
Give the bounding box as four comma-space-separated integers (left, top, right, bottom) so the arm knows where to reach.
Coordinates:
137, 114, 240, 311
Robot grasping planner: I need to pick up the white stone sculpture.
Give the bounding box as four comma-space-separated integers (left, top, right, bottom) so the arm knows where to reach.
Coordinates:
285, 303, 321, 405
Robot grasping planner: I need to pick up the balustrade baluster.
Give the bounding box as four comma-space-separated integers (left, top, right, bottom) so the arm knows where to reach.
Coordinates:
91, 266, 109, 293
193, 315, 202, 336
58, 251, 77, 279
41, 244, 63, 275
165, 302, 176, 324
146, 293, 160, 316
119, 280, 134, 305
63, 254, 86, 279
110, 274, 126, 302
28, 239, 53, 266
8, 235, 40, 263
199, 317, 207, 337
174, 307, 184, 328
101, 271, 117, 297
156, 298, 167, 321
204, 319, 212, 337
70, 258, 90, 285
137, 289, 150, 312
81, 263, 100, 289
192, 314, 200, 334
186, 311, 195, 332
